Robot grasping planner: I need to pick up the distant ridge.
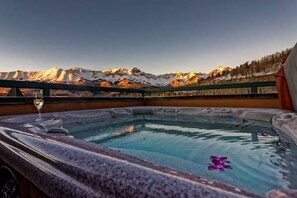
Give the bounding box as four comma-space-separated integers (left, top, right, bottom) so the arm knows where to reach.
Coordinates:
0, 66, 231, 88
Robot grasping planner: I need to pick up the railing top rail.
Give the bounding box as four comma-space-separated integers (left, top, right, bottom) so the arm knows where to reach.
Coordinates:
0, 79, 276, 94
0, 79, 144, 93
144, 81, 276, 93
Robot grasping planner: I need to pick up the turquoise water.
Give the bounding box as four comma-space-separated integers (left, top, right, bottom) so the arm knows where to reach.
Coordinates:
65, 115, 297, 195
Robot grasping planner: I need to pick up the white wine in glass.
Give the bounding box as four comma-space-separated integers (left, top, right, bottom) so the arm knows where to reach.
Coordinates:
33, 90, 44, 122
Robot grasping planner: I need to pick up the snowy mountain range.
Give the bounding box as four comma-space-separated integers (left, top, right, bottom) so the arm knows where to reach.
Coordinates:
0, 47, 290, 89
0, 66, 233, 88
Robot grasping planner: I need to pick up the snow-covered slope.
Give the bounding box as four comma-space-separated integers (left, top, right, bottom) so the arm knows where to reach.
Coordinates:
0, 65, 278, 88
0, 67, 208, 87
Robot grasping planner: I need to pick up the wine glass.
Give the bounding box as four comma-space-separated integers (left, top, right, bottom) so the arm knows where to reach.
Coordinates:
33, 90, 44, 122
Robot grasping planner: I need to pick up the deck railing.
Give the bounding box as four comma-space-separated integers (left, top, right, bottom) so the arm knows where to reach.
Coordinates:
144, 81, 276, 93
0, 79, 277, 98
144, 81, 277, 97
0, 79, 144, 97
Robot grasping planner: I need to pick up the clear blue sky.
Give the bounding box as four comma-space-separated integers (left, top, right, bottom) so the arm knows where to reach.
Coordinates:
0, 0, 296, 74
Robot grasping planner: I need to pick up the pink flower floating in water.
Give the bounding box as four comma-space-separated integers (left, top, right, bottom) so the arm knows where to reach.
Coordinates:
208, 156, 232, 171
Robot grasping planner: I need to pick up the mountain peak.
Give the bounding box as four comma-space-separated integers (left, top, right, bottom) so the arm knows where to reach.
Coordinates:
69, 66, 84, 70
102, 68, 127, 74
209, 66, 232, 76
48, 67, 63, 72
175, 72, 183, 79
128, 67, 142, 75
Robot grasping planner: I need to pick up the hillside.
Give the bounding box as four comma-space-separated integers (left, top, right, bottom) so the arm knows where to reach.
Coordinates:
206, 48, 292, 84
0, 48, 292, 90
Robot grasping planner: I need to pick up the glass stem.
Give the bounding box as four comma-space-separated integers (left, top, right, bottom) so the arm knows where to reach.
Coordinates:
38, 108, 42, 121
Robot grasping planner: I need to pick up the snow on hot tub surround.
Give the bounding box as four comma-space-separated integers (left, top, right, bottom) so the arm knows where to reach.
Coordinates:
272, 112, 297, 145
152, 106, 288, 122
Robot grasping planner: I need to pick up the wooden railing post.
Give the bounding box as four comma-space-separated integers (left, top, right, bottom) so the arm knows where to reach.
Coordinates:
251, 86, 258, 94
42, 89, 50, 97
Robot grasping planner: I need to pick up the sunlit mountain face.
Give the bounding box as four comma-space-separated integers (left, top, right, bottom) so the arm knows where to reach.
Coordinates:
0, 66, 236, 88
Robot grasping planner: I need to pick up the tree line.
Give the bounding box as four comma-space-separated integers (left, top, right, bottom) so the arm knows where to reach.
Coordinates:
211, 48, 292, 79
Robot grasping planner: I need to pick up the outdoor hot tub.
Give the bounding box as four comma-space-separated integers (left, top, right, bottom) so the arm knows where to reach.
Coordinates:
0, 106, 297, 197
